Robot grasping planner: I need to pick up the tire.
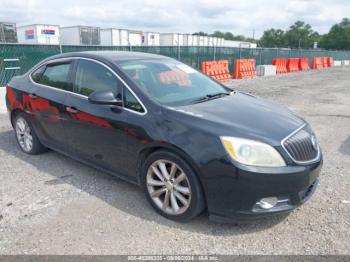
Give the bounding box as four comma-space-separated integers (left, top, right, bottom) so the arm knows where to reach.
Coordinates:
14, 112, 47, 155
141, 150, 205, 222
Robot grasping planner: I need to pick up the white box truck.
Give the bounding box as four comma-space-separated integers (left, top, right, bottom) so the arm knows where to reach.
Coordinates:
60, 26, 100, 45
17, 24, 59, 45
142, 32, 160, 46
160, 33, 184, 46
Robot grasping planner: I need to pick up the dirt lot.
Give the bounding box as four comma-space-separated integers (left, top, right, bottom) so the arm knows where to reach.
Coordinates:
0, 67, 349, 255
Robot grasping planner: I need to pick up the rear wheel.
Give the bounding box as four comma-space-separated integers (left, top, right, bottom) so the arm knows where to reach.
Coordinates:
14, 113, 47, 155
142, 150, 205, 222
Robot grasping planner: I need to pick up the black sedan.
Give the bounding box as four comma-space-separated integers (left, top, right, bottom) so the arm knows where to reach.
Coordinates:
6, 51, 322, 222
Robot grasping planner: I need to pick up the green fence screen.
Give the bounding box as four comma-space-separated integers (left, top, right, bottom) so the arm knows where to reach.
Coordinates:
1, 43, 350, 86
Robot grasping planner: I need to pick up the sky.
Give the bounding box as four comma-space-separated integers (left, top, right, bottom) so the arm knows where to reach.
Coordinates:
1, 0, 350, 37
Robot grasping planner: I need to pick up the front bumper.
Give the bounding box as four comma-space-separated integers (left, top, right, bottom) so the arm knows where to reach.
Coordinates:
201, 155, 323, 223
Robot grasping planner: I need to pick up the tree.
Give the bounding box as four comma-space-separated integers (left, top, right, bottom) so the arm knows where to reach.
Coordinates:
192, 32, 208, 36
211, 31, 225, 39
283, 21, 317, 49
260, 29, 285, 47
320, 18, 350, 50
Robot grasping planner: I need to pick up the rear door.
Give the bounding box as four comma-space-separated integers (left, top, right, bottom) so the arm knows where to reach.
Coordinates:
63, 58, 130, 176
29, 60, 73, 149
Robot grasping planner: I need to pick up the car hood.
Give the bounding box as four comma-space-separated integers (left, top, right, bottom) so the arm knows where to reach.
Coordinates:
165, 91, 305, 146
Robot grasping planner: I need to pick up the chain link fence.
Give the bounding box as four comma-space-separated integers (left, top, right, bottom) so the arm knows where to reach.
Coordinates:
1, 43, 350, 86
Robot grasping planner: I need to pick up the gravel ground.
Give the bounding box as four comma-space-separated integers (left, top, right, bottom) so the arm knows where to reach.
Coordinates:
0, 67, 349, 255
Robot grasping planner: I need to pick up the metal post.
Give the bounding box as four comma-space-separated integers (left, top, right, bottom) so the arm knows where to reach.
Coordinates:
213, 42, 216, 61
58, 35, 63, 54
177, 35, 180, 60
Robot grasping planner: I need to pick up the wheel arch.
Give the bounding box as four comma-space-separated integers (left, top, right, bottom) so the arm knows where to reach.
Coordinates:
10, 109, 24, 128
136, 143, 208, 207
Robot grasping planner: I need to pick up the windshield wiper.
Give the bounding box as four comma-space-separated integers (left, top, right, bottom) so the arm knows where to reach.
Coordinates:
191, 92, 230, 104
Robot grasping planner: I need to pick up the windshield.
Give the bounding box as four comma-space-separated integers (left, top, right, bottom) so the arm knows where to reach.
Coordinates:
116, 59, 231, 106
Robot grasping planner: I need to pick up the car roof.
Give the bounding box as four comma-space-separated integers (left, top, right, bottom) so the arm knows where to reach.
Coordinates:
45, 51, 171, 63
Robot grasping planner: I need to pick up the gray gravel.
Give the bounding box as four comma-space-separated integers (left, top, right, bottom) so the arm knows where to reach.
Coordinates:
0, 67, 350, 255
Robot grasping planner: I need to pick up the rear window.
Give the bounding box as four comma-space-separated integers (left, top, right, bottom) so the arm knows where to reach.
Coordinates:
39, 63, 72, 91
31, 66, 45, 83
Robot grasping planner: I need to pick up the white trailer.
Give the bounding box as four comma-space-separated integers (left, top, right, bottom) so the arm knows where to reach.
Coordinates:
142, 32, 160, 46
198, 36, 205, 46
100, 28, 133, 46
192, 35, 199, 46
223, 40, 257, 48
203, 36, 209, 46
160, 33, 184, 46
208, 37, 216, 46
60, 26, 100, 45
17, 24, 59, 45
100, 28, 121, 46
128, 30, 142, 46
0, 22, 17, 43
120, 30, 128, 46
218, 38, 225, 47
183, 34, 195, 46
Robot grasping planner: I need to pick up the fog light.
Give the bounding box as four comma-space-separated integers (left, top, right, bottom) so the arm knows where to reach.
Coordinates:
257, 197, 278, 209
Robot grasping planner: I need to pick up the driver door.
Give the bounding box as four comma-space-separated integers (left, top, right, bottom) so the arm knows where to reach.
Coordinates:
63, 59, 129, 176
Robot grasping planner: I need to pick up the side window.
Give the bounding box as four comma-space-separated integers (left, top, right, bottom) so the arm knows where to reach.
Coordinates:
74, 60, 121, 97
31, 66, 45, 83
124, 88, 145, 113
39, 63, 72, 91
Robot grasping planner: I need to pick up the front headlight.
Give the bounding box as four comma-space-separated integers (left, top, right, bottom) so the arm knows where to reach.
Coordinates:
220, 136, 286, 167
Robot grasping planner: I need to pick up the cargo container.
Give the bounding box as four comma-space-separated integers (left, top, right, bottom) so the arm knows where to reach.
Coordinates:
60, 26, 100, 45
0, 22, 17, 43
160, 33, 184, 46
142, 32, 160, 46
17, 24, 59, 45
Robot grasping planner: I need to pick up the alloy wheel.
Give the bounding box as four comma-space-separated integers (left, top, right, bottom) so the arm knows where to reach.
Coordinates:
146, 159, 192, 215
15, 117, 33, 153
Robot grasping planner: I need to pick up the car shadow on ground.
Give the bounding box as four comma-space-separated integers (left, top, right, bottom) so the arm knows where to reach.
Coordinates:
0, 129, 289, 236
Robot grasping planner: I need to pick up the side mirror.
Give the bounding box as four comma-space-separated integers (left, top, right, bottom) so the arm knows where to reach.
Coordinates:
88, 90, 123, 106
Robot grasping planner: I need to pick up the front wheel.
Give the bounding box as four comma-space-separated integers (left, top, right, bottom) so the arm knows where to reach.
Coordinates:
141, 150, 205, 222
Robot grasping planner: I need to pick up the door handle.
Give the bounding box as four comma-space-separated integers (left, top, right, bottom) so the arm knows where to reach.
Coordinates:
29, 93, 37, 99
66, 106, 79, 114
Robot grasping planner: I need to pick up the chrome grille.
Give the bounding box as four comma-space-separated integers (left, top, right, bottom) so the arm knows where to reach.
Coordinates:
283, 126, 319, 163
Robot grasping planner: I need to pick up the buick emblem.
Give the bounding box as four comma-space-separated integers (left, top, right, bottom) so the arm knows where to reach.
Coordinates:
311, 135, 318, 150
